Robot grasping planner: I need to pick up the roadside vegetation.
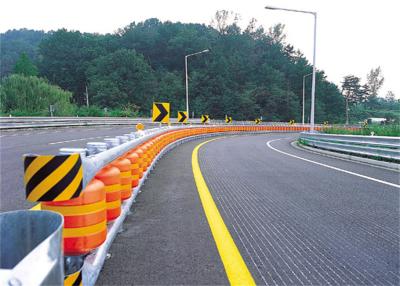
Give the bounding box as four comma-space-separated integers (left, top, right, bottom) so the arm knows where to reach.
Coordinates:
1, 14, 399, 123
322, 125, 400, 137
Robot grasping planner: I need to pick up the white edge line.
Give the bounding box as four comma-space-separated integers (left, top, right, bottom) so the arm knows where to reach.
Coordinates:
49, 137, 98, 145
266, 138, 400, 189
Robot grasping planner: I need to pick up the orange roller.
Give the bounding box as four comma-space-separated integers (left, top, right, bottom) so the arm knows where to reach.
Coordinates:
126, 151, 140, 188
144, 142, 154, 163
42, 178, 107, 256
112, 158, 132, 201
95, 165, 121, 221
142, 143, 151, 168
135, 147, 146, 174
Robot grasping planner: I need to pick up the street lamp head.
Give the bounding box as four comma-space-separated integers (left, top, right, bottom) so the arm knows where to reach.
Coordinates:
202, 49, 210, 53
265, 5, 279, 10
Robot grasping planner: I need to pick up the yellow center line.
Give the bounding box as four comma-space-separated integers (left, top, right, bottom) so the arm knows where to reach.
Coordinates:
192, 138, 255, 286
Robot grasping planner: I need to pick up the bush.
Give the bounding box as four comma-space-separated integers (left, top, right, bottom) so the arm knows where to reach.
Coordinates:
74, 106, 105, 117
323, 125, 400, 137
0, 74, 74, 115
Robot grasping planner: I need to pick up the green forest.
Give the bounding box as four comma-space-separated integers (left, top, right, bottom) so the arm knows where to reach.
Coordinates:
1, 12, 399, 123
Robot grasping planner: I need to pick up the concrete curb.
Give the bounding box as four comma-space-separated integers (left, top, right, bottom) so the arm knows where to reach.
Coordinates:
293, 141, 400, 171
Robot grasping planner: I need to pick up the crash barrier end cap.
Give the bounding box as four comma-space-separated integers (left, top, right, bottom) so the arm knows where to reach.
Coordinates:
0, 210, 64, 285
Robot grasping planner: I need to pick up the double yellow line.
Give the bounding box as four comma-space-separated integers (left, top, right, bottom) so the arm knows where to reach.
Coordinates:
192, 139, 255, 286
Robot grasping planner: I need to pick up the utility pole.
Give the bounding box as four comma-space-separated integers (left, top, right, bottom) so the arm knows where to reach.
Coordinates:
85, 85, 89, 107
302, 73, 312, 125
185, 49, 209, 121
265, 5, 317, 131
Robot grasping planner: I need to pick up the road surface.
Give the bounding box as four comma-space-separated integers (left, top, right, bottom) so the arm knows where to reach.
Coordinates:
0, 126, 141, 211
97, 134, 399, 285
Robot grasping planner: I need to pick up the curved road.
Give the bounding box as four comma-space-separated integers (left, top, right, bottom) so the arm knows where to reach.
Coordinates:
0, 126, 145, 211
98, 133, 399, 285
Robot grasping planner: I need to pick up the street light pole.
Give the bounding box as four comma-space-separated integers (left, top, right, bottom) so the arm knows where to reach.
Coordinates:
185, 56, 189, 117
302, 73, 312, 124
185, 49, 209, 120
265, 5, 317, 131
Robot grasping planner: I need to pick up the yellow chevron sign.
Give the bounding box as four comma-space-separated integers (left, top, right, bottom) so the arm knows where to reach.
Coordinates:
201, 115, 210, 124
152, 102, 170, 123
23, 154, 83, 202
178, 111, 188, 123
255, 118, 261, 124
289, 119, 295, 125
225, 115, 232, 124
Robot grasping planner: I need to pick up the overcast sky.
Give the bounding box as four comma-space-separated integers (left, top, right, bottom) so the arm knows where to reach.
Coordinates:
1, 0, 398, 98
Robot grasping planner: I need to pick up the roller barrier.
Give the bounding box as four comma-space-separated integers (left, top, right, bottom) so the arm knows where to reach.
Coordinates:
4, 124, 320, 285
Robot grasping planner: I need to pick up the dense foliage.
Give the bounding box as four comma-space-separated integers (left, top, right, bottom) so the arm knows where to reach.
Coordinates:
1, 15, 398, 123
0, 74, 74, 115
13, 52, 38, 76
0, 29, 45, 76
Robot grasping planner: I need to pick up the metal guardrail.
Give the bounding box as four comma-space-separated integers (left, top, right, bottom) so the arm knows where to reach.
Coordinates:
299, 132, 400, 161
0, 116, 331, 130
0, 210, 64, 285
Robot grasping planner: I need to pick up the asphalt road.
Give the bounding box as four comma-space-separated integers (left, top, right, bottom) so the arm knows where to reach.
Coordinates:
98, 133, 399, 285
1, 128, 398, 284
0, 125, 144, 212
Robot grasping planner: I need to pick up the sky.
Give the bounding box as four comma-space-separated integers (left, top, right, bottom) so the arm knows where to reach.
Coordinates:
1, 0, 399, 98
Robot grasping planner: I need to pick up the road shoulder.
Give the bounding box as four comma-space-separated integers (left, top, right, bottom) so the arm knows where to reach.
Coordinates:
97, 139, 228, 285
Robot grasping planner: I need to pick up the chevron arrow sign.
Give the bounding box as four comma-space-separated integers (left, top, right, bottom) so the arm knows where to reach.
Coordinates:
178, 111, 188, 123
201, 115, 209, 124
152, 102, 170, 123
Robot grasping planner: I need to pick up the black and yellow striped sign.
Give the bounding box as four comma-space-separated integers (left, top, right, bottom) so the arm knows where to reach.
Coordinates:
64, 270, 82, 286
225, 116, 232, 124
152, 102, 170, 123
24, 154, 83, 202
177, 111, 188, 123
255, 118, 261, 124
201, 115, 209, 124
289, 119, 295, 125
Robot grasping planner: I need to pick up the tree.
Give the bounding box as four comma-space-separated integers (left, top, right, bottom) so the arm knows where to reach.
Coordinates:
38, 29, 119, 105
13, 52, 38, 76
210, 10, 240, 35
86, 49, 156, 113
0, 29, 45, 77
268, 23, 286, 44
366, 66, 384, 98
2, 17, 348, 122
342, 75, 367, 124
385, 90, 395, 103
0, 74, 74, 115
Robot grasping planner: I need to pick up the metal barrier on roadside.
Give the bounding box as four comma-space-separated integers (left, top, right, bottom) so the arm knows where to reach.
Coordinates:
299, 132, 400, 161
4, 124, 322, 286
0, 210, 64, 285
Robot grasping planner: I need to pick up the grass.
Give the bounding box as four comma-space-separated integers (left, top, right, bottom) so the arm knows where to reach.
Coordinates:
322, 125, 400, 137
